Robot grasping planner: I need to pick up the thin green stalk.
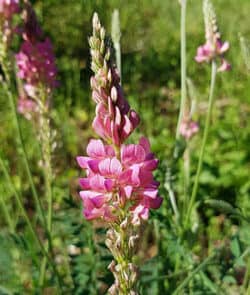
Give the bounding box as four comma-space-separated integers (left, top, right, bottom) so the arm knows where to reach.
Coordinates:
172, 252, 216, 295
39, 111, 54, 287
176, 0, 187, 140
0, 155, 63, 292
185, 61, 217, 228
0, 189, 15, 233
3, 81, 46, 227
165, 182, 180, 222
183, 145, 190, 215
243, 257, 250, 294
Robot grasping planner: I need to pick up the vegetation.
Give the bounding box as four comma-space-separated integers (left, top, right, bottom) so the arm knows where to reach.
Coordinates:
0, 0, 250, 294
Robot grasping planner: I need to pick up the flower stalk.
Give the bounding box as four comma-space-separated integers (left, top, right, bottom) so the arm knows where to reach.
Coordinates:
77, 13, 163, 293
185, 60, 217, 228
176, 0, 187, 140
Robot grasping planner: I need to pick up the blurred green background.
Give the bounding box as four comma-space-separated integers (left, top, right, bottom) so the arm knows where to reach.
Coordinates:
0, 0, 250, 294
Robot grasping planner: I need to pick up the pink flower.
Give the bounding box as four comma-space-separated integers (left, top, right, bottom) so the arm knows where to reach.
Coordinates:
15, 38, 58, 92
180, 120, 199, 140
195, 40, 230, 72
77, 13, 162, 227
77, 137, 162, 223
0, 0, 19, 19
195, 1, 230, 72
17, 95, 38, 120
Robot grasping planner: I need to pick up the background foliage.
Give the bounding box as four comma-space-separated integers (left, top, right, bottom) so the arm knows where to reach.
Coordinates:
0, 0, 250, 294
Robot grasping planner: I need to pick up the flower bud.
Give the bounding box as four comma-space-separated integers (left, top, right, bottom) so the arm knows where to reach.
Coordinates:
111, 86, 118, 102
100, 27, 105, 40
120, 217, 128, 230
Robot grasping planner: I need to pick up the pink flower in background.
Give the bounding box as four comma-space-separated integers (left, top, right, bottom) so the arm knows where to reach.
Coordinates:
15, 1, 58, 117
195, 40, 230, 72
16, 38, 58, 92
17, 95, 38, 120
180, 120, 199, 140
0, 0, 19, 19
195, 0, 230, 72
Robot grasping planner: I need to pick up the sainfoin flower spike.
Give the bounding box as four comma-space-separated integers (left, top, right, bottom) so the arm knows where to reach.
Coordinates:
195, 0, 230, 72
15, 1, 58, 106
77, 13, 163, 294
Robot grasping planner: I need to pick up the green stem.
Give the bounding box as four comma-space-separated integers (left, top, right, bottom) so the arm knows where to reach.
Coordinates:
0, 188, 15, 233
3, 81, 46, 227
0, 155, 62, 292
183, 145, 190, 216
172, 252, 216, 295
185, 61, 217, 228
176, 0, 187, 140
39, 112, 54, 287
165, 182, 180, 222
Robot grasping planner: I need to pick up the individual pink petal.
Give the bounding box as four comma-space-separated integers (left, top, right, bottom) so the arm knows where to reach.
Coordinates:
120, 115, 133, 139
129, 110, 140, 128
89, 174, 106, 191
76, 156, 91, 169
123, 185, 133, 199
99, 157, 122, 177
119, 169, 132, 184
79, 178, 90, 189
121, 144, 146, 166
143, 159, 159, 170
139, 137, 151, 154
217, 59, 231, 72
105, 145, 115, 157
149, 196, 163, 209
87, 139, 106, 158
143, 188, 158, 199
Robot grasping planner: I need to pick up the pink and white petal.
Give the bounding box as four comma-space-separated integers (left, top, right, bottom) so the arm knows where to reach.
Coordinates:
119, 169, 132, 184
99, 158, 122, 177
89, 174, 106, 191
121, 144, 146, 166
123, 185, 133, 199
90, 194, 107, 208
79, 178, 90, 189
87, 139, 106, 158
143, 188, 158, 199
88, 159, 100, 173
219, 41, 229, 54
105, 145, 115, 157
76, 156, 91, 169
104, 179, 114, 191
139, 137, 151, 154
